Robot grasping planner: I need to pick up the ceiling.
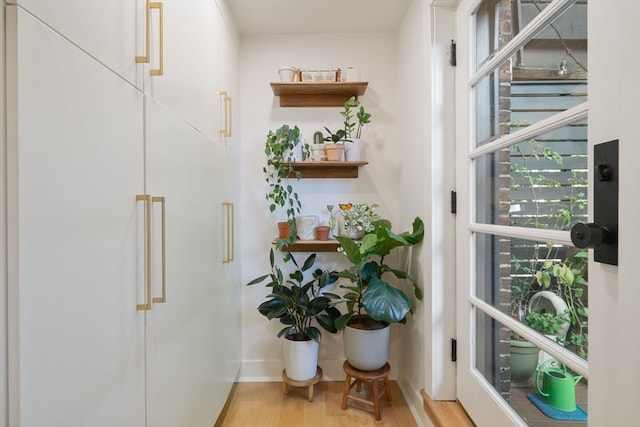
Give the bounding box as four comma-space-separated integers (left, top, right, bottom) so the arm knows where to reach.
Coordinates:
225, 0, 414, 35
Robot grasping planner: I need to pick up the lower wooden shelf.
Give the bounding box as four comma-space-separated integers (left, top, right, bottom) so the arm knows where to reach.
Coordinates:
275, 239, 341, 252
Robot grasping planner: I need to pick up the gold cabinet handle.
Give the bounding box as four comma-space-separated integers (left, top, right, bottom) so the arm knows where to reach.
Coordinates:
223, 202, 234, 263
220, 91, 232, 137
150, 2, 163, 76
136, 194, 152, 311
135, 0, 151, 64
135, 0, 163, 76
152, 196, 166, 303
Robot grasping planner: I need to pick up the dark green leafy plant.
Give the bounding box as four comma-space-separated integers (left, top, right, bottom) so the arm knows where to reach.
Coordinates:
323, 126, 348, 143
329, 217, 425, 328
246, 249, 341, 342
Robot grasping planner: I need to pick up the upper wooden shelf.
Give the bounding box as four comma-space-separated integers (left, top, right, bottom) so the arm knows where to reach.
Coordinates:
285, 161, 368, 178
270, 82, 368, 107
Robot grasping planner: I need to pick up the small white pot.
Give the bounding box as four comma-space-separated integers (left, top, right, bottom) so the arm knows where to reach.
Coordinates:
310, 144, 327, 161
344, 138, 361, 161
296, 215, 319, 240
278, 65, 296, 82
283, 336, 319, 381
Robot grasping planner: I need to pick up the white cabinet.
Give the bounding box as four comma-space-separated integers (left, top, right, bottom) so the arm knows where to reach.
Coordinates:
144, 96, 227, 427
11, 0, 142, 88
143, 0, 223, 142
6, 8, 145, 426
5, 4, 238, 426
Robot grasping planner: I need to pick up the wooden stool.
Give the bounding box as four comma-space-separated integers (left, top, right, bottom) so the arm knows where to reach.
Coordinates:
341, 361, 391, 420
282, 366, 322, 402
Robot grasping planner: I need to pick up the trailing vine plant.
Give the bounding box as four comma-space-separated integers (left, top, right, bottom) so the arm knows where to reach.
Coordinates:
264, 124, 305, 251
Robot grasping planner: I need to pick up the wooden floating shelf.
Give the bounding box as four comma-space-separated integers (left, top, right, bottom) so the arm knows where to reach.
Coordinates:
284, 161, 368, 178
275, 239, 342, 253
270, 82, 368, 107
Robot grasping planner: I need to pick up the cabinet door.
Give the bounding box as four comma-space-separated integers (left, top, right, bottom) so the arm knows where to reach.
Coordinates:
144, 96, 227, 427
219, 9, 242, 386
6, 8, 145, 427
143, 0, 222, 142
11, 0, 142, 88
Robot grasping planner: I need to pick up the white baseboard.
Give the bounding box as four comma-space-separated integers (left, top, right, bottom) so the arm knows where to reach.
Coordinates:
238, 358, 400, 382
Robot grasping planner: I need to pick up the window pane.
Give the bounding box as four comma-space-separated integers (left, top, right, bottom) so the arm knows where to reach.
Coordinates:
474, 0, 587, 73
475, 119, 588, 230
475, 233, 589, 360
474, 310, 588, 426
473, 0, 588, 148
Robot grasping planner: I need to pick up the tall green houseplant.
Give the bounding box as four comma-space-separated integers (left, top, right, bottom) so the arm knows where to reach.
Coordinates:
331, 217, 425, 328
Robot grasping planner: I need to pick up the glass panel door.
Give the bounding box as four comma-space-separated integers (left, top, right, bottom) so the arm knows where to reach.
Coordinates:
455, 0, 588, 425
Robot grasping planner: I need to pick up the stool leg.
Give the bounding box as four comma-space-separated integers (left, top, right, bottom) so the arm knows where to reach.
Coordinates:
383, 375, 392, 401
355, 379, 361, 392
282, 381, 288, 395
341, 374, 351, 410
372, 379, 381, 420
308, 384, 314, 402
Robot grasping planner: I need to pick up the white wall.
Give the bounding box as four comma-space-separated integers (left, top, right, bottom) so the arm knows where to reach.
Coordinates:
238, 32, 409, 381
396, 1, 457, 422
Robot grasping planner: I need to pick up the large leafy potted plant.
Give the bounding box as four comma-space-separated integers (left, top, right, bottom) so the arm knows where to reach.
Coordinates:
330, 217, 424, 370
247, 249, 341, 381
264, 124, 307, 249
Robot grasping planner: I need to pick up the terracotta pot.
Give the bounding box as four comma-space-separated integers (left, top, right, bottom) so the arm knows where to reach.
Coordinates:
316, 225, 330, 241
277, 221, 292, 239
324, 143, 344, 161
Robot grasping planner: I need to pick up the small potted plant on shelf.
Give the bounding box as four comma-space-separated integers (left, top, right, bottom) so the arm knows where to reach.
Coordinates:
247, 249, 341, 381
337, 203, 380, 239
327, 217, 424, 371
264, 124, 307, 248
340, 96, 372, 161
322, 127, 348, 161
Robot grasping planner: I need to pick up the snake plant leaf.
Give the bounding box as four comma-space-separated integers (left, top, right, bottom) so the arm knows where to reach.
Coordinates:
362, 276, 411, 324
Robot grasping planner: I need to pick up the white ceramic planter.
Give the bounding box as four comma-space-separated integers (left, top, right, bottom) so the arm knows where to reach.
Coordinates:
283, 337, 319, 381
278, 65, 296, 82
344, 138, 361, 161
296, 215, 319, 240
343, 318, 390, 371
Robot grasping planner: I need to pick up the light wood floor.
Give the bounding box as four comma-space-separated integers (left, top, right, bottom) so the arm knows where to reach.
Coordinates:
215, 381, 419, 427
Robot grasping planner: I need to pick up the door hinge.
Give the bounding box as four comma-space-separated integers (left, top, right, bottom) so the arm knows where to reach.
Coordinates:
451, 190, 457, 214
450, 40, 457, 66
451, 338, 457, 362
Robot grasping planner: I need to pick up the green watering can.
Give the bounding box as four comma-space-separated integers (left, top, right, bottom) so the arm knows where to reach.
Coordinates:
536, 358, 582, 412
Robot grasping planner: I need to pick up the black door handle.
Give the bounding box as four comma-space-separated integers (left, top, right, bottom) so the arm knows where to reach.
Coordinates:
570, 222, 614, 249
